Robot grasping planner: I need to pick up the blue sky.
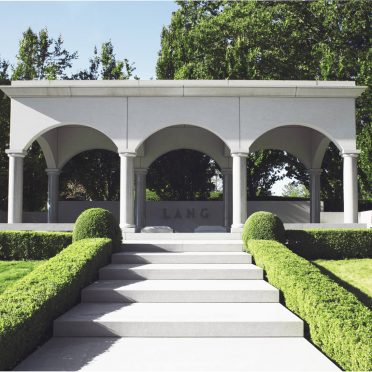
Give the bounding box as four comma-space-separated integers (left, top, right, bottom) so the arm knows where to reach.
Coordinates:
0, 1, 178, 79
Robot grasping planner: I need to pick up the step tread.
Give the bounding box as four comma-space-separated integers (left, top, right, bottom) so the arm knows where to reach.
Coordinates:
83, 279, 278, 291
55, 302, 301, 323
115, 252, 249, 256
102, 263, 259, 270
15, 337, 339, 371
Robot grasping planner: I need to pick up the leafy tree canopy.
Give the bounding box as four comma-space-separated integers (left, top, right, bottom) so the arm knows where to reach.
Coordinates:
156, 0, 371, 201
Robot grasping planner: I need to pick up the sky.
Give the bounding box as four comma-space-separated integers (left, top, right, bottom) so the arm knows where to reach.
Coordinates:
0, 1, 178, 79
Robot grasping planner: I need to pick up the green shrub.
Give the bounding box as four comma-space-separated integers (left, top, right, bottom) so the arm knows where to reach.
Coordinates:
286, 229, 372, 259
73, 208, 122, 251
0, 231, 72, 260
0, 238, 112, 371
242, 211, 285, 244
245, 239, 372, 371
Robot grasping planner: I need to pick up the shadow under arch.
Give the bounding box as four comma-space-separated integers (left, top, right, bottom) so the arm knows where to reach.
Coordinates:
146, 148, 222, 202
135, 124, 231, 170
249, 124, 336, 169
32, 124, 117, 170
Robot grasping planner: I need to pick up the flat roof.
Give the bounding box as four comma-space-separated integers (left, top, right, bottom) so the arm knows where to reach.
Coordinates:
0, 80, 366, 98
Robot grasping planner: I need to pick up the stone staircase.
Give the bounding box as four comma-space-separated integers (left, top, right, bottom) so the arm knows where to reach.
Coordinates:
16, 234, 338, 371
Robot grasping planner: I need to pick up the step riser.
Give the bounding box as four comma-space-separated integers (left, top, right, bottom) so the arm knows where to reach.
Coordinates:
99, 269, 263, 280
112, 254, 252, 264
81, 290, 279, 303
122, 244, 243, 252
54, 321, 303, 337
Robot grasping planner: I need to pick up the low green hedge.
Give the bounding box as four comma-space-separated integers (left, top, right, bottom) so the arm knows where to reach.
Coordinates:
245, 239, 372, 371
242, 211, 285, 243
286, 229, 372, 259
73, 208, 122, 251
0, 238, 112, 371
0, 231, 72, 260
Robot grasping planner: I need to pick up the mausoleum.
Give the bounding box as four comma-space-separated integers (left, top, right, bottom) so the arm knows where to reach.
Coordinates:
0, 80, 366, 232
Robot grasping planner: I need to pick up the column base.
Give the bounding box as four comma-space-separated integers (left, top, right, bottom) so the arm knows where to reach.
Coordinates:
120, 225, 136, 233
230, 224, 244, 233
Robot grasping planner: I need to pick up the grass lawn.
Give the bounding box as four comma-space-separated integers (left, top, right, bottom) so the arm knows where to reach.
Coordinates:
0, 260, 44, 294
314, 258, 372, 308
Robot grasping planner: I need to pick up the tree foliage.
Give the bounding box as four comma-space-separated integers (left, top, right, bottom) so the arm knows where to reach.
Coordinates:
147, 150, 217, 200
156, 0, 371, 201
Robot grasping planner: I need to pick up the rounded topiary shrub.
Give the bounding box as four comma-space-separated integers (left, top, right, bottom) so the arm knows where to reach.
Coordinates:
73, 208, 122, 251
242, 211, 285, 244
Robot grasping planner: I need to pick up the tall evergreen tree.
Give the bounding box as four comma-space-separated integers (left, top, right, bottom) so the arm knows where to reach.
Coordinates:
156, 0, 371, 202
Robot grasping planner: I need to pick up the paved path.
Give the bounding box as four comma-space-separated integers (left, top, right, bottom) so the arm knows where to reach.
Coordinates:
16, 236, 339, 371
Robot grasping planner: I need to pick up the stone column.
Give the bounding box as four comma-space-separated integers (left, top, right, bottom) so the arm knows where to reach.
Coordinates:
46, 168, 60, 223
342, 152, 359, 223
222, 168, 232, 229
119, 152, 136, 231
135, 168, 147, 231
6, 150, 26, 223
231, 153, 248, 231
309, 168, 322, 223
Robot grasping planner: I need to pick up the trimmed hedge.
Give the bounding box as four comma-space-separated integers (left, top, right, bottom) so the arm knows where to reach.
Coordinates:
0, 238, 112, 371
0, 231, 72, 260
245, 239, 372, 371
242, 211, 285, 243
73, 208, 122, 251
286, 229, 372, 259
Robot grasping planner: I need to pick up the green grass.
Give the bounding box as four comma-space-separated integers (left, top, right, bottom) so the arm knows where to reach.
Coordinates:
314, 258, 372, 308
0, 261, 44, 294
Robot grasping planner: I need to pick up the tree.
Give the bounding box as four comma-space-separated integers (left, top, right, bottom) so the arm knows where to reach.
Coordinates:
60, 41, 136, 201
12, 27, 77, 80
73, 41, 136, 80
156, 0, 371, 202
9, 28, 79, 211
147, 150, 217, 200
0, 59, 10, 210
282, 183, 310, 198
60, 150, 120, 201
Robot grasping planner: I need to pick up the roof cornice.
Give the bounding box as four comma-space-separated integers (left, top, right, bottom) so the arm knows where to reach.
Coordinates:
0, 80, 366, 98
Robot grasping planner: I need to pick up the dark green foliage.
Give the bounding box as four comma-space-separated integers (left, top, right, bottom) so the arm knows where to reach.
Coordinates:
73, 208, 122, 251
0, 231, 72, 260
0, 238, 112, 371
242, 212, 285, 243
147, 149, 218, 201
286, 229, 372, 259
246, 239, 372, 371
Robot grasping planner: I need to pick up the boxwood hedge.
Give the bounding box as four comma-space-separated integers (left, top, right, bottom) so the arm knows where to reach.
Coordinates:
245, 239, 372, 371
0, 238, 112, 371
286, 229, 372, 259
0, 231, 72, 260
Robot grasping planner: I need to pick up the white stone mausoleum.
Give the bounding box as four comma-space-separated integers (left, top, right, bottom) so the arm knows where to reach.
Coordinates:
0, 80, 366, 232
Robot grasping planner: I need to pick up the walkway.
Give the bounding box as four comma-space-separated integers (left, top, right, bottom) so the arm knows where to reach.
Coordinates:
16, 234, 338, 371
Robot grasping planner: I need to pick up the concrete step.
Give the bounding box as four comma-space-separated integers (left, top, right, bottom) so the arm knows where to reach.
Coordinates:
99, 263, 263, 280
81, 280, 279, 303
122, 240, 243, 252
15, 337, 339, 371
112, 251, 252, 264
54, 302, 303, 337
123, 232, 242, 240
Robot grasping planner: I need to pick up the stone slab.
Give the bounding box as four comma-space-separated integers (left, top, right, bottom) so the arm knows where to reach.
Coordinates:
81, 279, 279, 303
15, 337, 340, 371
54, 302, 303, 337
99, 263, 262, 280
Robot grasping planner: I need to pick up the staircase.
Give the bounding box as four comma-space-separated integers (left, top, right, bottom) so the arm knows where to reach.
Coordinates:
16, 234, 338, 371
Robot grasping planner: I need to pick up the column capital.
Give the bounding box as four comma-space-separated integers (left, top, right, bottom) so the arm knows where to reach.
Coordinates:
308, 168, 323, 176
221, 168, 232, 176
134, 168, 148, 176
45, 168, 61, 175
231, 152, 249, 158
341, 150, 360, 158
5, 149, 26, 158
119, 152, 136, 158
